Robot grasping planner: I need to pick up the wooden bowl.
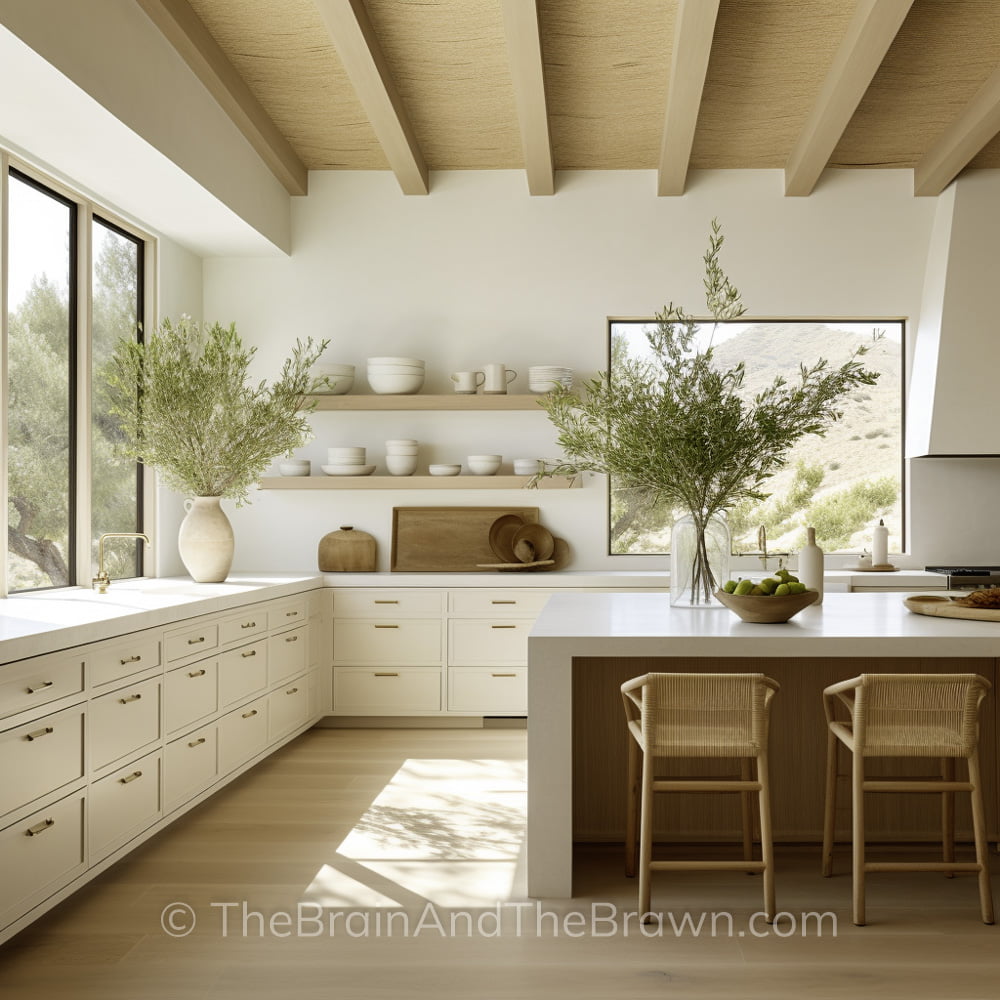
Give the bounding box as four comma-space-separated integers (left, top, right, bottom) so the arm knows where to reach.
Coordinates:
714, 588, 819, 623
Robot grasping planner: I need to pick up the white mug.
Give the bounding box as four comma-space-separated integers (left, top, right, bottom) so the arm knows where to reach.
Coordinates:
450, 370, 485, 393
483, 363, 517, 394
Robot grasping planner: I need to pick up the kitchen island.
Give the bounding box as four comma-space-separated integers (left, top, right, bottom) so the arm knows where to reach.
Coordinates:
526, 591, 1000, 897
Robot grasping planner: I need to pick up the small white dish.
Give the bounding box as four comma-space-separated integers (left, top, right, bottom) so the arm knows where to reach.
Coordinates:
321, 464, 376, 476
467, 454, 501, 475
428, 464, 461, 476
385, 455, 418, 476
513, 459, 541, 475
279, 460, 311, 477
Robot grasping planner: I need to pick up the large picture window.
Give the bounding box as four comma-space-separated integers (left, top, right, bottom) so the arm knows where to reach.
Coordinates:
608, 319, 904, 557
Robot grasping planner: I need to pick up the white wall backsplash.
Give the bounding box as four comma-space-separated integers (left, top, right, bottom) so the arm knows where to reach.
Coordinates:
194, 168, 992, 573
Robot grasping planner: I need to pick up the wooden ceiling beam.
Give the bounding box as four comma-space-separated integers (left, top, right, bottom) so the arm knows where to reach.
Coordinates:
914, 66, 1000, 196
657, 0, 721, 197
501, 0, 553, 196
784, 0, 914, 197
136, 0, 308, 196
313, 0, 428, 195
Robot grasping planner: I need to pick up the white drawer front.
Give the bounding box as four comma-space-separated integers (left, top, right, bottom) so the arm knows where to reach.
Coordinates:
333, 620, 441, 665
164, 659, 219, 735
334, 668, 441, 713
448, 620, 533, 666
267, 598, 309, 632
0, 706, 85, 817
267, 625, 309, 684
218, 697, 269, 775
218, 640, 269, 708
164, 724, 218, 811
333, 590, 443, 619
268, 677, 310, 742
219, 610, 268, 647
0, 791, 86, 931
90, 677, 161, 771
164, 621, 219, 663
0, 653, 84, 722
448, 667, 527, 714
90, 632, 161, 688
89, 750, 162, 860
449, 590, 551, 618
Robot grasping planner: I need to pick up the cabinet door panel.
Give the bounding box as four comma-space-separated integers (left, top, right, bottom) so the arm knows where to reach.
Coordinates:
90, 678, 161, 770
267, 625, 309, 684
164, 724, 218, 812
218, 641, 268, 708
0, 653, 84, 722
334, 590, 443, 619
90, 632, 161, 688
448, 620, 532, 666
448, 667, 527, 714
334, 668, 441, 713
268, 677, 310, 742
218, 697, 269, 775
89, 750, 162, 860
449, 590, 551, 618
164, 659, 219, 735
333, 621, 441, 665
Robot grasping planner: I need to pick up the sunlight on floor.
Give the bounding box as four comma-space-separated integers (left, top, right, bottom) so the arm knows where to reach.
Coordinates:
301, 758, 527, 908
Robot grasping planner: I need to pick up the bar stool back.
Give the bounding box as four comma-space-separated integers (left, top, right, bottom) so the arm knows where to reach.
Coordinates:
822, 672, 994, 925
621, 672, 780, 922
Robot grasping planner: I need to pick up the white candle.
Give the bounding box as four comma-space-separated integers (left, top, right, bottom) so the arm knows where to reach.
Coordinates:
872, 519, 889, 567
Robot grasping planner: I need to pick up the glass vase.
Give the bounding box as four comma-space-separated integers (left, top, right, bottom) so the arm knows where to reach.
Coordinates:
670, 512, 730, 608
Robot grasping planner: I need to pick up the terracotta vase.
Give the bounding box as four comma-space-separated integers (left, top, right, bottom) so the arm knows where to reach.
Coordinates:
178, 496, 234, 583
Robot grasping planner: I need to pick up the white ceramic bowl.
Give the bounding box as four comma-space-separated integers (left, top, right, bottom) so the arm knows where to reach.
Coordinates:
368, 356, 424, 367
368, 372, 425, 395
279, 460, 311, 477
428, 464, 461, 476
385, 455, 418, 476
317, 363, 355, 375
315, 374, 354, 395
467, 454, 501, 475
321, 464, 376, 476
368, 363, 425, 374
385, 445, 418, 455
385, 439, 418, 447
513, 458, 541, 475
327, 448, 366, 461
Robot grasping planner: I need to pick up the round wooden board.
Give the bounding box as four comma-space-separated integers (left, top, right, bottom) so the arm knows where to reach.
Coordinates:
903, 595, 1000, 622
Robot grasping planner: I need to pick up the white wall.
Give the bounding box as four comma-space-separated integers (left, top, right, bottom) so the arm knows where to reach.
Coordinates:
196, 167, 958, 573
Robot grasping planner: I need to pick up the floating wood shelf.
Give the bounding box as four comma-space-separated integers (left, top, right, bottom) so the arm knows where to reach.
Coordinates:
259, 475, 582, 490
308, 394, 547, 411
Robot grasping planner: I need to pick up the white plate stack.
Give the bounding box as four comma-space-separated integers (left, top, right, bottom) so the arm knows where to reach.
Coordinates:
323, 446, 375, 476
528, 366, 574, 393
367, 357, 425, 395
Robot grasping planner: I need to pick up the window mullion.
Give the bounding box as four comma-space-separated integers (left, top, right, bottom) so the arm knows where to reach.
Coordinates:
75, 202, 93, 588
0, 154, 9, 598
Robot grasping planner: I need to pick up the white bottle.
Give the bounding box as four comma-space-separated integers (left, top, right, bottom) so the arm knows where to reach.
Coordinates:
872, 518, 889, 568
799, 526, 824, 605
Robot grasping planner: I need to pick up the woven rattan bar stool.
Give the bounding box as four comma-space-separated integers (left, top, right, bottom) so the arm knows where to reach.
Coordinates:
822, 673, 994, 926
621, 672, 780, 921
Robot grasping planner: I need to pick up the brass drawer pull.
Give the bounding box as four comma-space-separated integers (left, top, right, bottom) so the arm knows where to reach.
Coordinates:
120, 654, 142, 665
241, 649, 257, 658
118, 693, 142, 704
491, 624, 517, 629
119, 770, 143, 784
491, 600, 517, 605
188, 668, 207, 678
26, 818, 55, 837
374, 600, 399, 604
188, 737, 207, 748
25, 726, 54, 741
187, 636, 206, 645
285, 610, 299, 617
285, 635, 298, 643
241, 621, 257, 629
373, 624, 399, 629
491, 673, 518, 678
285, 687, 299, 695
25, 680, 54, 694
374, 672, 399, 677
242, 709, 258, 719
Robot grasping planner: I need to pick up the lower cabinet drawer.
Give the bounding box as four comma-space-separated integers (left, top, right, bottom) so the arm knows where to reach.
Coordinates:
267, 625, 308, 685
0, 791, 86, 931
448, 620, 533, 666
0, 652, 85, 722
90, 631, 161, 688
0, 706, 85, 818
218, 697, 269, 775
333, 668, 441, 713
219, 640, 269, 708
163, 723, 218, 812
268, 676, 310, 742
89, 750, 162, 861
448, 667, 527, 714
90, 678, 161, 771
333, 620, 441, 665
164, 659, 219, 735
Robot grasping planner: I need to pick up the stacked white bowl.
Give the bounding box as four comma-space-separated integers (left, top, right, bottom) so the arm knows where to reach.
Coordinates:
528, 366, 573, 393
323, 446, 374, 476
385, 438, 418, 476
314, 362, 355, 395
367, 357, 425, 395
467, 454, 501, 476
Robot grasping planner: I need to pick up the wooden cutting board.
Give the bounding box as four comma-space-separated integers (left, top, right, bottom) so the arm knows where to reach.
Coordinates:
903, 595, 1000, 622
391, 506, 539, 572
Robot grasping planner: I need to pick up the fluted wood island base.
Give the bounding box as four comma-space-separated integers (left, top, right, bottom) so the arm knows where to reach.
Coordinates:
526, 592, 999, 898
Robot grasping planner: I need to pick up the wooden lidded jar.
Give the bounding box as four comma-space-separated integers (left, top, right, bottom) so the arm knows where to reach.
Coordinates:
318, 526, 376, 572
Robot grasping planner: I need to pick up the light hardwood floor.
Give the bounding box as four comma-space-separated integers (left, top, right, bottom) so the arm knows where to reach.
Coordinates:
0, 727, 997, 1000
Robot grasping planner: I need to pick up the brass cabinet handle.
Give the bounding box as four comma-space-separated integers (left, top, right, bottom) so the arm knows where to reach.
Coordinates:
119, 770, 143, 784
26, 818, 55, 837
187, 668, 207, 678
491, 624, 517, 629
374, 600, 399, 604
491, 600, 517, 605
187, 636, 206, 645
285, 635, 298, 643
120, 654, 142, 665
373, 624, 399, 629
285, 687, 299, 695
25, 680, 54, 694
188, 737, 207, 748
241, 649, 257, 659
242, 709, 258, 719
285, 610, 299, 617
25, 726, 54, 741
241, 621, 257, 629
118, 693, 142, 704
491, 673, 517, 678
374, 672, 399, 677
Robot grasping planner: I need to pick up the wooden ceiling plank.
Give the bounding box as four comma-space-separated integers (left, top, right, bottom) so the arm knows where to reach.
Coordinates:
915, 66, 1000, 195
501, 0, 553, 195
136, 0, 308, 196
313, 0, 428, 195
657, 0, 721, 196
784, 0, 914, 197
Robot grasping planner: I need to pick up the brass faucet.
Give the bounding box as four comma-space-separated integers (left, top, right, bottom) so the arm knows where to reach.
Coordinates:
93, 533, 151, 593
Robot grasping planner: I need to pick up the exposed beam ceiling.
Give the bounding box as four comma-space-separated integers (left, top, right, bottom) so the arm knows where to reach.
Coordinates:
784, 0, 915, 197
501, 0, 553, 196
135, 0, 308, 196
657, 0, 720, 197
312, 0, 428, 195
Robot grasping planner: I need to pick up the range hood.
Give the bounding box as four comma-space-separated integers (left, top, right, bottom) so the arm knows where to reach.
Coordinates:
907, 171, 1000, 458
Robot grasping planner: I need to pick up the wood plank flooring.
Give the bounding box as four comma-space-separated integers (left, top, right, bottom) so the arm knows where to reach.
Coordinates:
0, 727, 997, 999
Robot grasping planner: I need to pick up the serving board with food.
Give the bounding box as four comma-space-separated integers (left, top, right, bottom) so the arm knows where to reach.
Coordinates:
903, 590, 1000, 622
